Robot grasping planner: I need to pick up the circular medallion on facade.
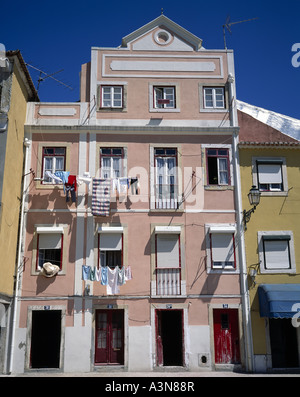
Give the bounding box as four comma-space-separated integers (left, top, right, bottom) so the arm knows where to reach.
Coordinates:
154, 29, 173, 45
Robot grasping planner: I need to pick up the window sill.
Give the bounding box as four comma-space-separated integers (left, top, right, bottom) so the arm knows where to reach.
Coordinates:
259, 191, 288, 197
200, 108, 229, 113
32, 270, 66, 276
259, 268, 296, 275
149, 208, 184, 213
151, 295, 187, 299
207, 269, 239, 274
204, 185, 234, 191
97, 108, 127, 112
150, 108, 180, 113
35, 183, 65, 190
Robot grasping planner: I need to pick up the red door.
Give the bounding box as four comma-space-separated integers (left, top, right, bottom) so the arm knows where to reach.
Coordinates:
95, 310, 124, 365
213, 309, 240, 364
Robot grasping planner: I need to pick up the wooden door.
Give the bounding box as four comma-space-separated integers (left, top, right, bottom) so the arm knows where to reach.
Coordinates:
213, 309, 240, 364
95, 309, 124, 365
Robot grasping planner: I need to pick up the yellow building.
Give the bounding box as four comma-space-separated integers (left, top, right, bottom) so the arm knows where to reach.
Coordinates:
238, 102, 300, 372
0, 50, 38, 373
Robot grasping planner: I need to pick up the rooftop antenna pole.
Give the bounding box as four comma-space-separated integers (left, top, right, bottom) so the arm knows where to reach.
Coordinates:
37, 69, 64, 92
223, 16, 258, 49
25, 63, 73, 92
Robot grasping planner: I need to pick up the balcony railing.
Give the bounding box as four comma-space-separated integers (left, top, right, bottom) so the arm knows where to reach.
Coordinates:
155, 184, 178, 209
156, 268, 181, 295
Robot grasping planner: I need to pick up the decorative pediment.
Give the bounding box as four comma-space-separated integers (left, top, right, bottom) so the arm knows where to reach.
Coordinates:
121, 15, 203, 52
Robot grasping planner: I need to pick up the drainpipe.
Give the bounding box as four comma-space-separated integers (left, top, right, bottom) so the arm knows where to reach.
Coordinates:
228, 73, 254, 372
7, 137, 30, 374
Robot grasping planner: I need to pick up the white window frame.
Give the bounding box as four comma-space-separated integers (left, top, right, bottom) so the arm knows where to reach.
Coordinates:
153, 86, 175, 109
258, 231, 296, 274
99, 83, 124, 109
252, 157, 288, 196
199, 84, 228, 113
205, 224, 238, 273
204, 87, 225, 109
101, 85, 123, 108
149, 82, 180, 113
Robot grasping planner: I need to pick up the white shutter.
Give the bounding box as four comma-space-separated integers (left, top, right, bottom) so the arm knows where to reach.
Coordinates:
38, 233, 62, 249
264, 239, 290, 269
100, 233, 122, 251
258, 163, 282, 184
157, 235, 179, 268
211, 233, 234, 263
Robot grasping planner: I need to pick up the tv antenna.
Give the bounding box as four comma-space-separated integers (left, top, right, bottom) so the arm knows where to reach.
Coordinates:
25, 63, 73, 93
223, 16, 258, 49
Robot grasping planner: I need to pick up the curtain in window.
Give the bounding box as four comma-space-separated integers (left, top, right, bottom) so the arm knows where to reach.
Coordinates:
218, 158, 228, 185
55, 157, 64, 171
113, 158, 121, 178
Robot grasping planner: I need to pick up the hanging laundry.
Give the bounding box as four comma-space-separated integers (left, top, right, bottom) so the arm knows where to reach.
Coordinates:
125, 265, 133, 281
95, 267, 101, 282
45, 171, 63, 184
117, 266, 125, 286
66, 175, 77, 191
54, 171, 70, 185
119, 177, 129, 195
66, 183, 76, 202
89, 267, 96, 281
107, 267, 120, 295
82, 265, 91, 280
92, 178, 111, 216
112, 178, 120, 194
100, 266, 108, 286
77, 172, 92, 186
130, 177, 139, 195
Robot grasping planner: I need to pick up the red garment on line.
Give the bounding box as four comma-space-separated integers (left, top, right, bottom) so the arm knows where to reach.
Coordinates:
65, 175, 77, 191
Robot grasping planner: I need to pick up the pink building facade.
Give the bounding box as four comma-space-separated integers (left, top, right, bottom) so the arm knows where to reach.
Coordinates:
11, 15, 250, 373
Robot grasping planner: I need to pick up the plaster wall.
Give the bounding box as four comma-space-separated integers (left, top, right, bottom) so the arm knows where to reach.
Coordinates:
0, 65, 28, 296
239, 146, 300, 358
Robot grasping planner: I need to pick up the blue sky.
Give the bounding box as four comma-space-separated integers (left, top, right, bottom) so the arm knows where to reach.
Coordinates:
2, 0, 300, 119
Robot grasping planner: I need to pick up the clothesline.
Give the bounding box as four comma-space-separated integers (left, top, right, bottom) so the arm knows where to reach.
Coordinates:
44, 171, 139, 210
82, 265, 133, 295
45, 171, 139, 193
46, 171, 139, 186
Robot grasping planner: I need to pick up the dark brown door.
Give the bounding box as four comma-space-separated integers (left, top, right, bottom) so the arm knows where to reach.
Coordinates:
95, 309, 124, 365
213, 309, 240, 364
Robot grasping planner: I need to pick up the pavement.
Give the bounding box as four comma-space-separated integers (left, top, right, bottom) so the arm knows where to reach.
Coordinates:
2, 369, 300, 377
